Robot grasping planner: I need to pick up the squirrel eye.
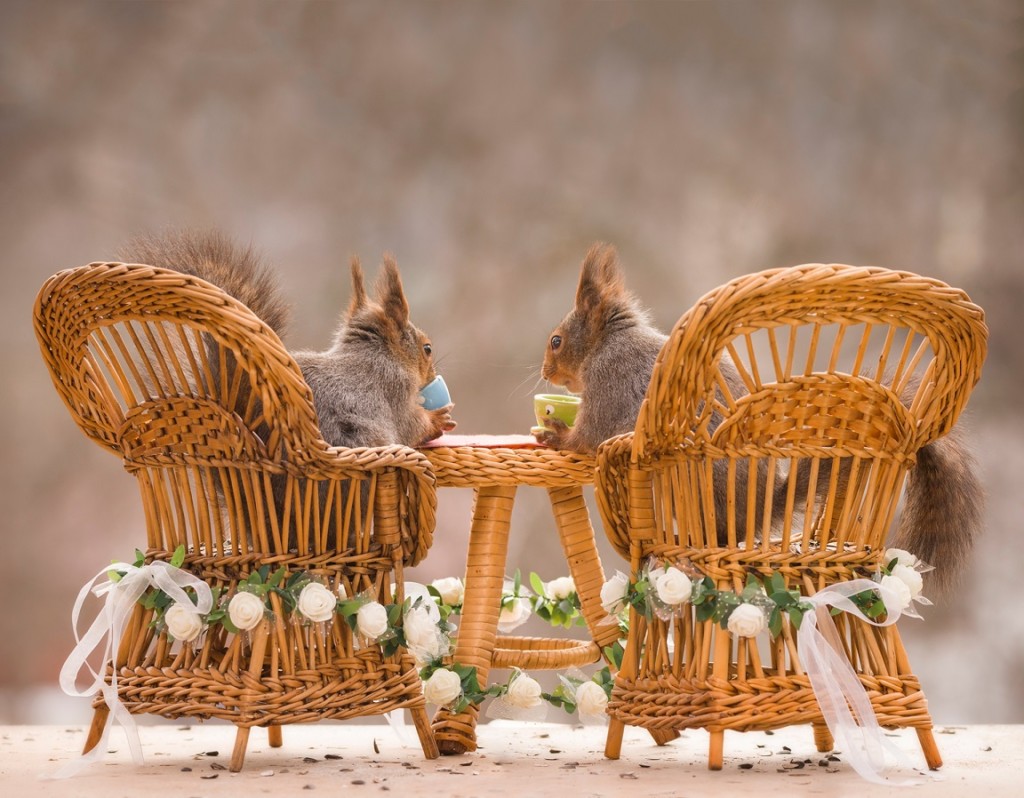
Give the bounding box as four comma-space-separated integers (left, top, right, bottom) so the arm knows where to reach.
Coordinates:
550, 335, 562, 351
423, 343, 432, 356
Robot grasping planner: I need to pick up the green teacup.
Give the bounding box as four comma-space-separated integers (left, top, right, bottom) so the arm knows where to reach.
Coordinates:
534, 393, 581, 430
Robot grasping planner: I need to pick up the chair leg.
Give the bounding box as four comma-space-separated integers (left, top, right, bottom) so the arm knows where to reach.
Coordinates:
649, 728, 679, 746
916, 727, 943, 770
82, 705, 110, 754
605, 718, 625, 759
230, 726, 251, 772
812, 721, 834, 752
267, 725, 283, 748
410, 705, 440, 760
708, 730, 724, 770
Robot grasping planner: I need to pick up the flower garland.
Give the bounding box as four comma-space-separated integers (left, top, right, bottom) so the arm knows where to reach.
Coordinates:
109, 550, 608, 721
597, 547, 932, 639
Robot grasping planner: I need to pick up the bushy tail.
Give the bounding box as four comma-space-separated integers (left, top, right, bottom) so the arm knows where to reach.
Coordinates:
892, 425, 984, 593
117, 229, 290, 439
118, 229, 289, 337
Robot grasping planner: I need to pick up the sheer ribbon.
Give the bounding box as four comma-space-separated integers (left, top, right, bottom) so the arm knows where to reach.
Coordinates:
49, 560, 212, 779
799, 579, 924, 785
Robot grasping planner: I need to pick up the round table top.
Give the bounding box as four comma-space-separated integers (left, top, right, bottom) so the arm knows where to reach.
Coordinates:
418, 434, 596, 488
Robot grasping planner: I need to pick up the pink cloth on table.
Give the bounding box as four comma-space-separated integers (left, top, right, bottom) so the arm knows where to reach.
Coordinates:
419, 433, 543, 449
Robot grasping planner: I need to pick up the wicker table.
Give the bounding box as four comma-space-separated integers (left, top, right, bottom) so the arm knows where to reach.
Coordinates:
418, 436, 621, 755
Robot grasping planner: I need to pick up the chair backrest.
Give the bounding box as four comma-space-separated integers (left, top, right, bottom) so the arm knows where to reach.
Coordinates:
34, 262, 435, 577
625, 264, 986, 571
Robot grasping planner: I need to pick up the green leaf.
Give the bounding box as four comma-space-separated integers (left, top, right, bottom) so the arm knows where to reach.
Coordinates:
769, 571, 786, 595
267, 567, 287, 588
788, 606, 805, 630
529, 572, 546, 597
768, 607, 782, 638
170, 544, 186, 569
770, 591, 795, 608
741, 573, 761, 599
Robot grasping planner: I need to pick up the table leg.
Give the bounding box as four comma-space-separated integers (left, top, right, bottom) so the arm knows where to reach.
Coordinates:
547, 486, 619, 652
432, 485, 516, 755
549, 485, 678, 747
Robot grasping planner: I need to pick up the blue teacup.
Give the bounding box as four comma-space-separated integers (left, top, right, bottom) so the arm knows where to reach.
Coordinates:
419, 375, 451, 410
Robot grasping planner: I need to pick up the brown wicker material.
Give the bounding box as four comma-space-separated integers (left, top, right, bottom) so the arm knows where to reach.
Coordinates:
34, 262, 440, 771
419, 444, 621, 754
598, 264, 987, 770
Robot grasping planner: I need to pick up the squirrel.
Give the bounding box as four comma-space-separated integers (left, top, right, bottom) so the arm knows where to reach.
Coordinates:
534, 243, 983, 591
119, 229, 456, 450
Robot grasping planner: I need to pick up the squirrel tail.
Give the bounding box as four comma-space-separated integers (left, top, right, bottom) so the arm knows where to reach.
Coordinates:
892, 425, 983, 594
118, 229, 289, 337
117, 230, 290, 440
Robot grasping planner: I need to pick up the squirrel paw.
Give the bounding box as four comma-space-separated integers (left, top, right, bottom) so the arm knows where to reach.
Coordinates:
423, 404, 457, 442
534, 417, 570, 449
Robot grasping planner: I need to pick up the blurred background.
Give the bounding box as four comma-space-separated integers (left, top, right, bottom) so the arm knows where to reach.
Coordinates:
2, 0, 1021, 726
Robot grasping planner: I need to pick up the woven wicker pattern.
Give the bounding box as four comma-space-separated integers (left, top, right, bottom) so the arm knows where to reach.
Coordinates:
599, 264, 987, 770
34, 262, 440, 770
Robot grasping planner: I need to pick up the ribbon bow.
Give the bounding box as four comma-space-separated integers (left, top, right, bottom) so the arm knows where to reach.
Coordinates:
50, 560, 212, 779
798, 578, 924, 785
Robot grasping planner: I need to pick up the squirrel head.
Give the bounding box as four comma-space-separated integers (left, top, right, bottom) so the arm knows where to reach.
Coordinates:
542, 243, 638, 394
340, 255, 437, 387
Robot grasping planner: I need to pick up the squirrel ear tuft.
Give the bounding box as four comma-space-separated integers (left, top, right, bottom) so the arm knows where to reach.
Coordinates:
576, 242, 626, 312
348, 256, 368, 317
376, 254, 410, 327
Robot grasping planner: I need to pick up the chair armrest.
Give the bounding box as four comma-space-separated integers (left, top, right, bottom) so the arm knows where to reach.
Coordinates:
310, 444, 438, 567
595, 433, 641, 562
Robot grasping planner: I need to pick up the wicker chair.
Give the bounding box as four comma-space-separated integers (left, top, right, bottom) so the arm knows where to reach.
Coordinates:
597, 264, 986, 771
34, 261, 440, 770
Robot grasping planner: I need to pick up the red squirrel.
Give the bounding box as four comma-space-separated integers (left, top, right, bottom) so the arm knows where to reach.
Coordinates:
120, 229, 456, 448
536, 243, 983, 590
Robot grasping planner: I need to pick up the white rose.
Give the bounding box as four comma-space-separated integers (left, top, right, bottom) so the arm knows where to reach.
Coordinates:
400, 582, 442, 623
297, 582, 337, 623
726, 603, 767, 638
575, 680, 609, 719
879, 574, 912, 611
497, 597, 531, 632
884, 548, 919, 569
544, 576, 576, 601
890, 564, 924, 598
505, 672, 543, 709
431, 577, 465, 607
652, 567, 693, 606
356, 601, 390, 640
403, 605, 440, 649
165, 602, 204, 642
600, 573, 630, 615
227, 591, 265, 631
423, 668, 463, 707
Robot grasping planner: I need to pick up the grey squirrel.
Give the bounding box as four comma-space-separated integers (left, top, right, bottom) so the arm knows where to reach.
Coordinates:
535, 243, 983, 591
119, 230, 456, 449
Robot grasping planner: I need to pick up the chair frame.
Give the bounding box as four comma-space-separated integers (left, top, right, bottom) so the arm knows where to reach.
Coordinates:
596, 264, 987, 770
34, 262, 440, 770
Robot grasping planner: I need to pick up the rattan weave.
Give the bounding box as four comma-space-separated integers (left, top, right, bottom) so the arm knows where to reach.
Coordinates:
34, 262, 440, 770
598, 264, 987, 770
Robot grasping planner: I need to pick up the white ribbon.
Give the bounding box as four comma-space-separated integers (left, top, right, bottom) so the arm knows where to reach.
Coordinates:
48, 560, 212, 779
798, 579, 924, 786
